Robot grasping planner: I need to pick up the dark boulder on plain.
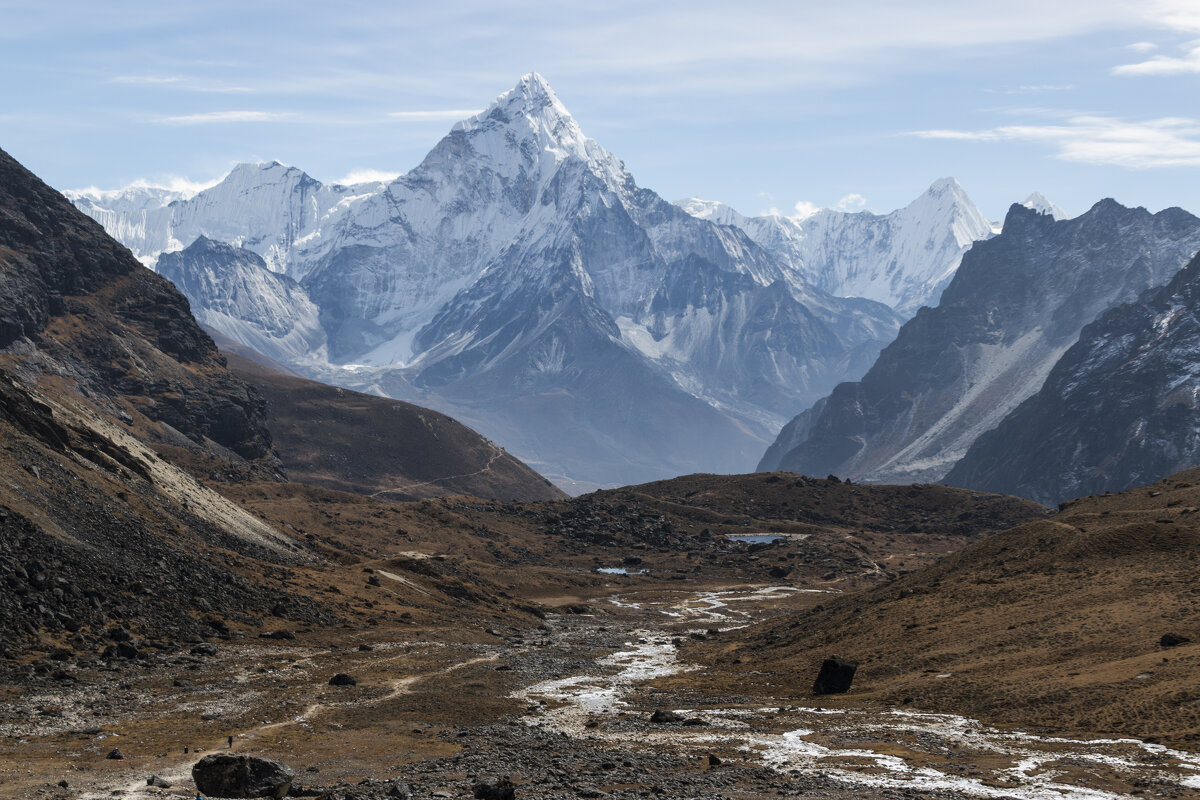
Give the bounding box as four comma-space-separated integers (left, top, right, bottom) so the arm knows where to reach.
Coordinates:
649, 709, 684, 723
192, 753, 294, 798
472, 777, 515, 800
812, 656, 857, 695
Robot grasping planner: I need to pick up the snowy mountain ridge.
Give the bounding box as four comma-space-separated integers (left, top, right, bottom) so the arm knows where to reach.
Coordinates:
67, 74, 934, 489
677, 177, 996, 315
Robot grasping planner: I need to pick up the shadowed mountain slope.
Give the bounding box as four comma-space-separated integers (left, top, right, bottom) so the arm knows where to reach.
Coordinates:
761, 200, 1200, 484
947, 250, 1200, 505
223, 350, 565, 502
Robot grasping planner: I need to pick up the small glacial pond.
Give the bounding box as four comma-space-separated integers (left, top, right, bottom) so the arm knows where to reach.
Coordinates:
727, 534, 785, 544
596, 567, 648, 575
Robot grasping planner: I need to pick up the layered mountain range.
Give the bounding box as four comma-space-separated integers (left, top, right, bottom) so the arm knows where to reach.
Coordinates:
0, 142, 567, 659
66, 74, 1019, 491
760, 200, 1200, 485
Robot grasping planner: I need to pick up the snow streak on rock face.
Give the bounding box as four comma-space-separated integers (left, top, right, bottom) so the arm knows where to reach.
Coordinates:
68, 73, 904, 491
679, 178, 996, 317
947, 250, 1200, 505
762, 200, 1200, 485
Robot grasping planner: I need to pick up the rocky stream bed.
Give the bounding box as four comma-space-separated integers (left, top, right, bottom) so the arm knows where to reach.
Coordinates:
3, 584, 1198, 800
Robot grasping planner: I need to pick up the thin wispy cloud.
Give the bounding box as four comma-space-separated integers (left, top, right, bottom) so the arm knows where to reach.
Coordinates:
111, 75, 184, 85
112, 74, 253, 93
912, 115, 1200, 168
1125, 41, 1158, 53
388, 109, 482, 122
1112, 42, 1200, 75
1149, 0, 1200, 33
985, 84, 1075, 95
156, 110, 295, 125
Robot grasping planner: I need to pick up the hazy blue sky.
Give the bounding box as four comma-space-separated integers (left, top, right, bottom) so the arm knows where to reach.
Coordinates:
3, 0, 1199, 221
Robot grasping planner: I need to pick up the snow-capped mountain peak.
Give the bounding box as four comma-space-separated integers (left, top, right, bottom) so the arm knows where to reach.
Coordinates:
901, 177, 992, 247
675, 197, 750, 228
455, 72, 572, 134
1022, 192, 1070, 220
446, 73, 604, 182
67, 73, 911, 490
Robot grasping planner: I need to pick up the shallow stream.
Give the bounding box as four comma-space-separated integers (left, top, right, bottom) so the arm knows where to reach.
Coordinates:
516, 588, 1200, 799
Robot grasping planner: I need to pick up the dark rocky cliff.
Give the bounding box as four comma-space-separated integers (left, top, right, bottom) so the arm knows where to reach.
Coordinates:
947, 251, 1200, 504
762, 201, 1200, 484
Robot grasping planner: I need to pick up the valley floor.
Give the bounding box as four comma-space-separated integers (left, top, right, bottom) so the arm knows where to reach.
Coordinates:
3, 580, 1197, 800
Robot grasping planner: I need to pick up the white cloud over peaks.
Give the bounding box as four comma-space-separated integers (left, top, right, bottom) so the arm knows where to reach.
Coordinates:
912, 115, 1200, 168
333, 169, 402, 185
792, 200, 820, 219
1125, 41, 1158, 52
1112, 42, 1200, 75
836, 193, 868, 211
67, 174, 223, 201
157, 110, 294, 125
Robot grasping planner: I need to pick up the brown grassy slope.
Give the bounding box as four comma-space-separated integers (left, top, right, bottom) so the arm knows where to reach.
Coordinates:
701, 468, 1200, 744
223, 350, 565, 503
217, 472, 1046, 597
0, 147, 273, 465
550, 472, 1048, 585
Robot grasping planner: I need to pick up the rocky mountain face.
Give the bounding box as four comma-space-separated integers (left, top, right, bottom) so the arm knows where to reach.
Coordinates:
678, 177, 995, 317
69, 74, 905, 491
946, 251, 1200, 505
157, 237, 327, 364
0, 145, 327, 658
760, 200, 1200, 484
0, 148, 274, 462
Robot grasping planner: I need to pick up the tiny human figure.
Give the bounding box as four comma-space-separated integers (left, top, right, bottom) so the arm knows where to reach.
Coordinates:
227, 735, 233, 748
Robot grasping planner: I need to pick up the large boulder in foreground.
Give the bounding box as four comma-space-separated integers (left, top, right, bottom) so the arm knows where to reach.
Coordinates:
812, 656, 857, 695
192, 754, 294, 798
